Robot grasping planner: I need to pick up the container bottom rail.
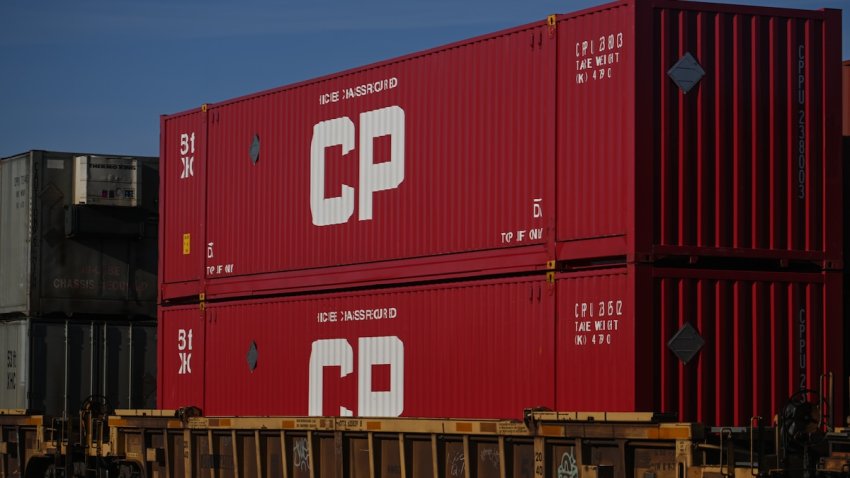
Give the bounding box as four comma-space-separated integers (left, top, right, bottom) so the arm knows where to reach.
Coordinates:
0, 409, 849, 478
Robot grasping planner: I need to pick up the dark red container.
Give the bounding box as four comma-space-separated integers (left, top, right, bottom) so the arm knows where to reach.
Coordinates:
159, 0, 842, 302
159, 267, 842, 426
844, 60, 849, 136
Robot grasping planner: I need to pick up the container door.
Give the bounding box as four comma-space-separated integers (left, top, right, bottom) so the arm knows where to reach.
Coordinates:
102, 322, 157, 409
0, 154, 33, 314
160, 111, 206, 300
29, 320, 68, 416
66, 321, 97, 416
132, 322, 158, 409
555, 269, 639, 412
555, 4, 634, 254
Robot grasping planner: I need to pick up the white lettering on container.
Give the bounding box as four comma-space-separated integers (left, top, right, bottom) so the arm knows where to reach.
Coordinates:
575, 32, 624, 84
310, 106, 405, 226
178, 328, 193, 375
179, 132, 196, 179
573, 299, 623, 346
308, 336, 404, 417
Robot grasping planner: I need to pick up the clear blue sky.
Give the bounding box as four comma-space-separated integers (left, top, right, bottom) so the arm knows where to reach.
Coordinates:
1, 0, 847, 158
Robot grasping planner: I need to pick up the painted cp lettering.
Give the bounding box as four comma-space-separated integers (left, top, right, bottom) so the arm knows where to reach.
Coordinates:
308, 336, 404, 417
310, 106, 405, 226
178, 328, 193, 375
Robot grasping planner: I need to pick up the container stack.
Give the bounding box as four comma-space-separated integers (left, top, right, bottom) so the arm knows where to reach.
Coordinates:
157, 0, 843, 427
0, 150, 159, 417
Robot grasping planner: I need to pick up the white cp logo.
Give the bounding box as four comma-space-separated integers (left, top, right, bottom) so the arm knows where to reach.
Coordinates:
310, 106, 405, 226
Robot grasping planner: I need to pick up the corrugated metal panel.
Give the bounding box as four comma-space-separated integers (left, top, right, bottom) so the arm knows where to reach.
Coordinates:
159, 306, 206, 410
646, 2, 842, 262
556, 266, 842, 426
0, 151, 158, 318
161, 277, 554, 419
556, 3, 633, 248
198, 22, 553, 292
103, 323, 158, 410
0, 318, 156, 416
0, 154, 32, 313
556, 1, 841, 264
160, 113, 206, 297
159, 22, 557, 301
841, 60, 850, 136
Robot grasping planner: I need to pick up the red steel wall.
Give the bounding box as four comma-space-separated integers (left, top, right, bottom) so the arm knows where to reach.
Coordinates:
160, 21, 555, 301
159, 0, 841, 302
159, 268, 841, 426
555, 1, 842, 263
555, 266, 842, 426
160, 277, 555, 419
160, 111, 206, 299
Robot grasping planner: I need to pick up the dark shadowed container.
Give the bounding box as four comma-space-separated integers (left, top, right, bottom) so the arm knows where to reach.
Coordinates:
0, 151, 158, 317
0, 318, 156, 417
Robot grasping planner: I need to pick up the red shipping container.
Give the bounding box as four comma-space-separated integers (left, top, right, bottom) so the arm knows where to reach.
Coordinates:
160, 267, 842, 426
159, 277, 556, 419
159, 0, 842, 303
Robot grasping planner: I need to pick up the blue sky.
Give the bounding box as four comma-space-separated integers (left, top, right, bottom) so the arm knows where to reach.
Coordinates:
0, 0, 847, 158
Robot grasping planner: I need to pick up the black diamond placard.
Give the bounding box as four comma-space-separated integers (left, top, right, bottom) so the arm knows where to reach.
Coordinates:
667, 322, 705, 364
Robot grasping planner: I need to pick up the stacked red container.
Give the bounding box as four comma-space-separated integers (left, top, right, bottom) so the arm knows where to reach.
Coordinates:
158, 0, 844, 427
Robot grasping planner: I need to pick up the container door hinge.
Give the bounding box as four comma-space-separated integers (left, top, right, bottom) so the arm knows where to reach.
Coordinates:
546, 260, 556, 284
199, 293, 206, 311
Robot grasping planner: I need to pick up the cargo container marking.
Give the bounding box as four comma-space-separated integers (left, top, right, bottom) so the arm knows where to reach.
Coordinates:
179, 132, 196, 179
798, 308, 809, 390
12, 174, 28, 210
573, 299, 624, 346
316, 308, 397, 323
575, 32, 624, 84
310, 106, 405, 226
308, 336, 403, 417
6, 351, 16, 391
796, 44, 806, 200
178, 328, 193, 375
319, 77, 399, 105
